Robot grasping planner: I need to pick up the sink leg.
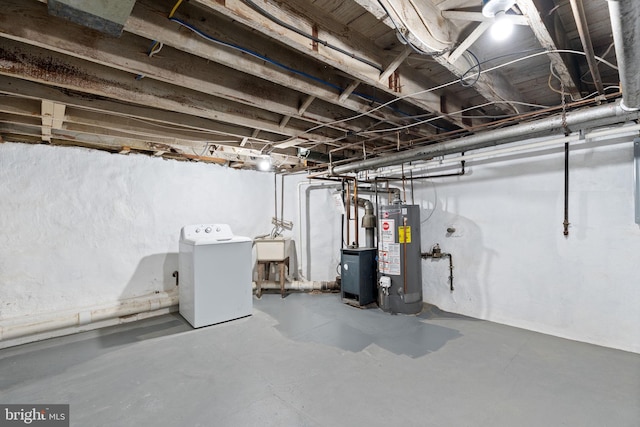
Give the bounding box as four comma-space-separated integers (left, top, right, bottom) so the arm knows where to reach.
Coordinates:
279, 261, 285, 298
257, 262, 264, 299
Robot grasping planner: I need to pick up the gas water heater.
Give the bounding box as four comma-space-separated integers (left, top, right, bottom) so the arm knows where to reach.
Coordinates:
378, 203, 423, 314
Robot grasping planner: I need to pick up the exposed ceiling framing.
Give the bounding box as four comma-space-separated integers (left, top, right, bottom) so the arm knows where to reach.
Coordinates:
0, 0, 628, 171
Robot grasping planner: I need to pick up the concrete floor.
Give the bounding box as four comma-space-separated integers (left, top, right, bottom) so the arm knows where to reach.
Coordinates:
1, 293, 639, 427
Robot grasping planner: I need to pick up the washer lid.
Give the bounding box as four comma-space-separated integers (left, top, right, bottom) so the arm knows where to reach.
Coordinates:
180, 224, 250, 244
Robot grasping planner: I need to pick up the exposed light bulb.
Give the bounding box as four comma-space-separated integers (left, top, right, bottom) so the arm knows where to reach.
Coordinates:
257, 157, 272, 171
490, 10, 513, 41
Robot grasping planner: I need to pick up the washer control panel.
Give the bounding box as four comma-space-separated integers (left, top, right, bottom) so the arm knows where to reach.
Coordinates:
181, 224, 234, 242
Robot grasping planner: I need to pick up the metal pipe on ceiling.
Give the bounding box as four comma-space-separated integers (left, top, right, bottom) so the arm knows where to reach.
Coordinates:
607, 0, 640, 110
330, 101, 640, 174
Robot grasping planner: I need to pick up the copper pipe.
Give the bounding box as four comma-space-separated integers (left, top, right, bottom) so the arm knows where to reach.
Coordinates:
353, 177, 359, 247
403, 216, 408, 294
345, 179, 350, 246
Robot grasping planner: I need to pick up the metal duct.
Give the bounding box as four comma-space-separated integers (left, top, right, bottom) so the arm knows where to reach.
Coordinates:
356, 198, 376, 249
331, 101, 640, 174
608, 0, 640, 110
48, 0, 136, 37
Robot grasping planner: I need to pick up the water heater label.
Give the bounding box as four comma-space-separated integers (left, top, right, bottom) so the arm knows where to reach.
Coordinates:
398, 226, 411, 243
379, 242, 400, 275
380, 219, 395, 243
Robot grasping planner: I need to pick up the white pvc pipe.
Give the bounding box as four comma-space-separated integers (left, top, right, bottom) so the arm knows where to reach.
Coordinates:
252, 280, 338, 291
371, 123, 640, 178
332, 101, 640, 174
296, 180, 342, 280
0, 290, 178, 343
608, 0, 640, 110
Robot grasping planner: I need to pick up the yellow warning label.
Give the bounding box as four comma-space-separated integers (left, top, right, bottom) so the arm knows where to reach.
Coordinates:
398, 226, 411, 243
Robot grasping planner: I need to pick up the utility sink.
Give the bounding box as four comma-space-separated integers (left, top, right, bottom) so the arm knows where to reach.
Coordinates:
255, 237, 291, 261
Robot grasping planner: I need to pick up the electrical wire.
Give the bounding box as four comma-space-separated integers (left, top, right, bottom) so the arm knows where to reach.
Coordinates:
292, 48, 622, 144
168, 0, 184, 18
521, 49, 618, 72
135, 40, 165, 80
376, 0, 446, 56
161, 3, 622, 148
419, 179, 438, 224
167, 17, 429, 123
578, 41, 616, 83
384, 0, 450, 52
548, 62, 621, 102
169, 17, 344, 93
406, 0, 452, 46
459, 50, 481, 87
161, 2, 441, 129
460, 48, 546, 81
241, 0, 383, 71
354, 100, 553, 135
191, 142, 210, 157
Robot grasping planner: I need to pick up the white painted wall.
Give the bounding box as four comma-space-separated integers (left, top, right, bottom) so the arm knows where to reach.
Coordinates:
415, 137, 640, 353
0, 143, 273, 321
3, 135, 638, 353
282, 135, 639, 353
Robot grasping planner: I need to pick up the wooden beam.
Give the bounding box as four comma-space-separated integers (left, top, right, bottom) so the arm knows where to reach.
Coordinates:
0, 120, 297, 166
379, 47, 412, 82
568, 0, 603, 94
516, 0, 581, 98
190, 0, 467, 128
63, 108, 244, 146
0, 76, 271, 144
0, 39, 344, 143
437, 0, 470, 10
447, 21, 491, 65
0, 97, 40, 117
126, 0, 411, 128
40, 101, 64, 142
338, 80, 360, 103
0, 0, 378, 140
52, 102, 66, 130
298, 96, 316, 116
442, 10, 528, 25
41, 99, 54, 142
373, 0, 452, 51
279, 116, 292, 129
352, 0, 528, 115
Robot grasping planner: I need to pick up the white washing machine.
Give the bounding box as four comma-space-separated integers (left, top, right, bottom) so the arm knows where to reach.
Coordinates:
178, 224, 253, 328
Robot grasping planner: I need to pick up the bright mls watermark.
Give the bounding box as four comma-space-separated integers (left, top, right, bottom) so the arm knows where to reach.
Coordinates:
0, 405, 69, 426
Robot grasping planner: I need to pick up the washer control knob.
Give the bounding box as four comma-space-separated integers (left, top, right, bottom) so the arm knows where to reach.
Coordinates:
216, 226, 221, 232
205, 227, 212, 233
195, 228, 201, 233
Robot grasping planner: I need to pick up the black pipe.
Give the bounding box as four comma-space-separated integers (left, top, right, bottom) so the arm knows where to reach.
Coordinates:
341, 179, 345, 249
172, 271, 179, 287
563, 142, 570, 236
377, 158, 466, 181
410, 169, 415, 204
421, 246, 454, 292
445, 253, 454, 292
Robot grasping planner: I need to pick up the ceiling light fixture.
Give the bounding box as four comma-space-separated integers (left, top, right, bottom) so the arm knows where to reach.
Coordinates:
257, 156, 272, 171
490, 10, 514, 41
482, 0, 517, 42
